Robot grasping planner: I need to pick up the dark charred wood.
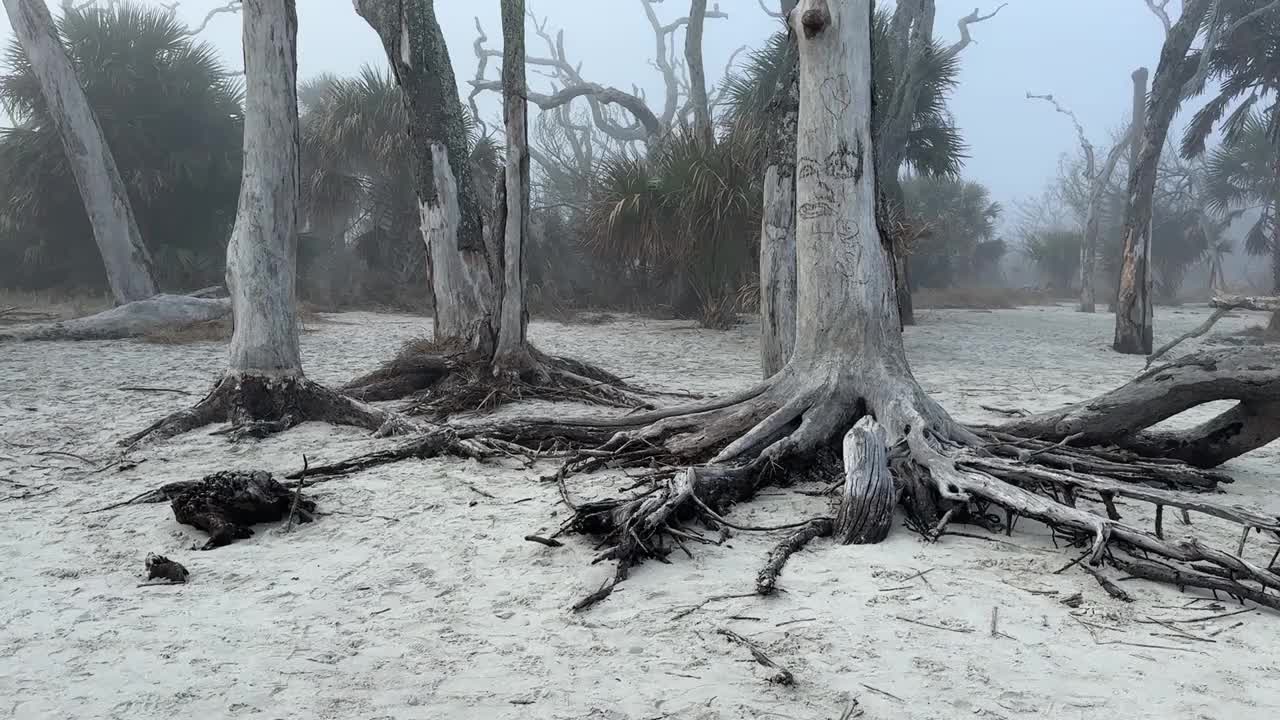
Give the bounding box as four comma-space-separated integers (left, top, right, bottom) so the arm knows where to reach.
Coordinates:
171, 471, 315, 550
144, 553, 189, 583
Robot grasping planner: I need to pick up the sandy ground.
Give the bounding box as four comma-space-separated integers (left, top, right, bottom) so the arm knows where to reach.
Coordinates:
2, 304, 1279, 720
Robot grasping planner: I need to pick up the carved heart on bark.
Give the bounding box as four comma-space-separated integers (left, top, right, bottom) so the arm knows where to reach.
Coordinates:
820, 74, 852, 121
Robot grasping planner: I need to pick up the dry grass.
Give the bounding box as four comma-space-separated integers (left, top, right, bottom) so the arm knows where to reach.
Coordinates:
914, 286, 1058, 310
0, 289, 112, 324
138, 307, 343, 345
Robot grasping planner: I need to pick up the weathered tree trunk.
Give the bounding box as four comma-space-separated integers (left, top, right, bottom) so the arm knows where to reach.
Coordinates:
759, 30, 799, 378
493, 0, 531, 369
1114, 1, 1211, 354
760, 166, 796, 378
1114, 65, 1151, 344
685, 0, 714, 148
2, 0, 156, 305
1080, 134, 1131, 313
1002, 348, 1280, 468
833, 417, 893, 544
354, 0, 493, 348
344, 0, 647, 413
226, 0, 301, 378
319, 0, 1280, 615
123, 0, 412, 445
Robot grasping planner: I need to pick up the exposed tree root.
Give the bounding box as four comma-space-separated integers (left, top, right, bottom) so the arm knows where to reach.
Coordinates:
0, 294, 229, 342
122, 373, 417, 447
431, 355, 1280, 612
1000, 348, 1280, 467
341, 337, 659, 417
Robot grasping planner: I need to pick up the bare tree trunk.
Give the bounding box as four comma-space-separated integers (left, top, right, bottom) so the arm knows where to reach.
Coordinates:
1114, 1, 1211, 354
759, 26, 799, 377
226, 0, 301, 377
2, 0, 156, 305
760, 166, 796, 377
685, 0, 714, 148
122, 0, 413, 445
1114, 66, 1150, 346
354, 0, 494, 349
323, 0, 1280, 615
342, 0, 648, 412
494, 0, 531, 369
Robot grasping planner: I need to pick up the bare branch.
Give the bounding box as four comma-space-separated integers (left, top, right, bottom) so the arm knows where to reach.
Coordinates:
1143, 0, 1174, 33
756, 0, 783, 18
186, 1, 241, 36
471, 80, 659, 140
939, 3, 1007, 61
1026, 92, 1097, 174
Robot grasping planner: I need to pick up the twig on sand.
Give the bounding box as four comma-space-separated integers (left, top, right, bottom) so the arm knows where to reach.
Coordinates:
672, 592, 758, 621
524, 535, 563, 547
980, 403, 1029, 417
118, 386, 193, 396
1085, 566, 1134, 602
717, 628, 795, 685
467, 483, 497, 500
859, 683, 904, 702
285, 456, 309, 533
895, 615, 973, 634
35, 450, 95, 465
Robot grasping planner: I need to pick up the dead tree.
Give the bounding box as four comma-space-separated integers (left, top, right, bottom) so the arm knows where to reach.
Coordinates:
1114, 0, 1214, 353
759, 2, 799, 377
348, 0, 648, 415
0, 0, 233, 342
877, 1, 1005, 326
420, 0, 1280, 612
3, 0, 156, 305
684, 0, 714, 148
1026, 92, 1132, 313
124, 0, 409, 445
469, 1, 729, 147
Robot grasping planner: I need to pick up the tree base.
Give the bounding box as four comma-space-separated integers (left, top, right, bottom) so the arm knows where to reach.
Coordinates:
342, 338, 657, 417
123, 372, 416, 446
466, 357, 1276, 612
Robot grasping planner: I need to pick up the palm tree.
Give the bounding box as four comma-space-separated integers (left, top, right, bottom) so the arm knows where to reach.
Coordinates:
585, 11, 968, 323
0, 2, 243, 292
1022, 229, 1083, 293
1181, 0, 1280, 323
721, 10, 966, 180
901, 176, 1003, 287
1203, 111, 1280, 325
298, 66, 500, 306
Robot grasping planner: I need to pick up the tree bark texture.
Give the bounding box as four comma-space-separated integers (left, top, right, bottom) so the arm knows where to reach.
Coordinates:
684, 0, 714, 148
227, 0, 302, 376
354, 0, 491, 345
1114, 0, 1212, 354
760, 166, 797, 378
2, 0, 157, 305
494, 0, 531, 367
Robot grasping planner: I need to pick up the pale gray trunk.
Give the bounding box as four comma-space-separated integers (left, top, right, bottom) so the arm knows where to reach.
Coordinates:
759, 166, 796, 378
1081, 133, 1132, 313
421, 145, 494, 349
494, 0, 530, 364
354, 0, 492, 348
3, 0, 156, 304
790, 0, 901, 363
1114, 1, 1211, 353
684, 0, 714, 148
226, 0, 301, 375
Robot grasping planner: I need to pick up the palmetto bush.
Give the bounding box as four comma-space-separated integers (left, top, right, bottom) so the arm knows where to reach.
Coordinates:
0, 2, 243, 292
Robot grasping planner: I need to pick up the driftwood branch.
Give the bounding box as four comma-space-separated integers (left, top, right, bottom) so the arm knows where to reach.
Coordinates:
939, 3, 1008, 61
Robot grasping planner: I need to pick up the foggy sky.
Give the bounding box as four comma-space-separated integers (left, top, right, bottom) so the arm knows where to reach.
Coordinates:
1, 1, 1179, 229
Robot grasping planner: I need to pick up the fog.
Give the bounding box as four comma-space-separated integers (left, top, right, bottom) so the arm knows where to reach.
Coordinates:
0, 0, 1169, 215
